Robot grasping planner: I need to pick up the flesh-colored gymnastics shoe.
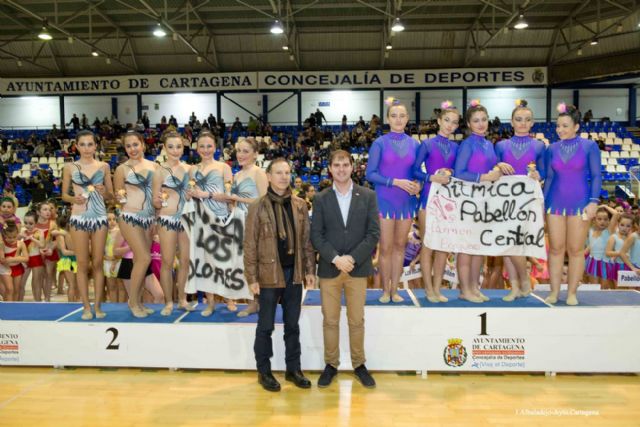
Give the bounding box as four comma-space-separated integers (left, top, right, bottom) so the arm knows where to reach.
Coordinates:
378, 293, 391, 304
81, 309, 93, 321
391, 293, 404, 303
566, 294, 579, 306
201, 306, 215, 317
94, 309, 107, 319
502, 290, 520, 302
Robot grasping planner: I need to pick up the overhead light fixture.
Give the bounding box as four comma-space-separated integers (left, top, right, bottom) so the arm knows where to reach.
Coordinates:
67, 36, 73, 44
91, 51, 99, 57
577, 48, 583, 56
38, 25, 52, 41
270, 20, 284, 34
391, 17, 405, 32
514, 14, 528, 30
282, 45, 289, 51
590, 38, 599, 45
480, 48, 486, 57
385, 43, 393, 50
197, 56, 203, 63
105, 58, 111, 64
153, 23, 167, 38
17, 60, 22, 67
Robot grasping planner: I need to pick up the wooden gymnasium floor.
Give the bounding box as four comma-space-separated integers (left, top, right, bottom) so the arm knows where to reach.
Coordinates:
0, 367, 638, 426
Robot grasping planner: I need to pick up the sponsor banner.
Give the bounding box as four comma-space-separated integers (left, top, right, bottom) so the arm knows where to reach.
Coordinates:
424, 176, 547, 258
617, 270, 640, 287
0, 72, 257, 95
0, 67, 547, 95
258, 67, 546, 89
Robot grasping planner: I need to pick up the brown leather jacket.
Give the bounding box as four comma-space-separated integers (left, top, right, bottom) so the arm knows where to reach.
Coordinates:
244, 193, 316, 288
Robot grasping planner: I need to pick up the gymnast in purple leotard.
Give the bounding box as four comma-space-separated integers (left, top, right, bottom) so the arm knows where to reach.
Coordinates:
495, 99, 547, 302
412, 101, 459, 303
544, 103, 601, 306
365, 98, 419, 303
453, 100, 505, 303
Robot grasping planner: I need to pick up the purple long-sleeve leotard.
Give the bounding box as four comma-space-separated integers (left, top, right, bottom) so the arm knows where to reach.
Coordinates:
495, 135, 546, 179
453, 133, 498, 182
412, 134, 458, 210
365, 132, 418, 219
544, 136, 601, 216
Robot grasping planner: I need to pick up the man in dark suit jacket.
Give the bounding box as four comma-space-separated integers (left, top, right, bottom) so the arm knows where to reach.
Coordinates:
311, 149, 380, 388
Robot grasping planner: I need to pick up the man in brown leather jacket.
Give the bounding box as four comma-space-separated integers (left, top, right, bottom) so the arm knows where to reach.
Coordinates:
244, 158, 316, 392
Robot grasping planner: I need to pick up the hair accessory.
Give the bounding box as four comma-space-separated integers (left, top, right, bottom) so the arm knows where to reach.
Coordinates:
384, 96, 396, 107
515, 99, 522, 107
441, 100, 453, 110
469, 99, 481, 108
556, 102, 567, 114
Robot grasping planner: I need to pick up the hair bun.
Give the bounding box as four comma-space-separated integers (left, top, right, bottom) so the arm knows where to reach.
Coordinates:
441, 100, 454, 110
556, 102, 567, 114
469, 99, 481, 108
384, 97, 401, 107
515, 99, 528, 108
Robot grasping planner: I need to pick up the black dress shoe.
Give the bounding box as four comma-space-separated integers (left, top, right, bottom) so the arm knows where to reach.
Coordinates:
354, 365, 376, 388
285, 370, 312, 389
317, 364, 338, 388
258, 372, 281, 392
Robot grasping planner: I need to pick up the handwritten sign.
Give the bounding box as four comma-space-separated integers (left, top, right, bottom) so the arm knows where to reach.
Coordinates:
183, 204, 253, 300
424, 176, 546, 258
617, 270, 640, 287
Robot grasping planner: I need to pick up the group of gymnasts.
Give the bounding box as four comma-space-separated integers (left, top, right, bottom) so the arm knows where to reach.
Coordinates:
365, 97, 601, 306
0, 96, 610, 312
0, 129, 268, 320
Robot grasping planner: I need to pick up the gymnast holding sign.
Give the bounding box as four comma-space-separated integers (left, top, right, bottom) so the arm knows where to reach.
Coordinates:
494, 99, 546, 302
453, 100, 510, 303
412, 101, 459, 303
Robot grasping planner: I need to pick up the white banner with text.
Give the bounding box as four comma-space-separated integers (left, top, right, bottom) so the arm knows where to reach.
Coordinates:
424, 176, 547, 258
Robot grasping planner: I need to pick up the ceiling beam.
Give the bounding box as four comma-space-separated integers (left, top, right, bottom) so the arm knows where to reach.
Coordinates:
134, 0, 218, 71
3, 0, 138, 73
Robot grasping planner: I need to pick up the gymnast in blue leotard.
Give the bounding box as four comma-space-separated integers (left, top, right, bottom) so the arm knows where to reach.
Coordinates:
61, 130, 114, 321
152, 130, 194, 316
412, 100, 459, 303
114, 131, 158, 318
229, 137, 268, 318
494, 99, 547, 302
453, 100, 505, 304
544, 103, 601, 306
365, 98, 420, 304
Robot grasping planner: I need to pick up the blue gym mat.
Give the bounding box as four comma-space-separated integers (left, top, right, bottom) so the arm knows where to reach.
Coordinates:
0, 302, 82, 321
303, 289, 416, 307
60, 303, 184, 323
413, 289, 548, 308
535, 290, 640, 307
179, 303, 283, 324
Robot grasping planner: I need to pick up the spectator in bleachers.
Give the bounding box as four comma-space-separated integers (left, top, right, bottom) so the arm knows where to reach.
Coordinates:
315, 109, 327, 127
142, 112, 150, 129
169, 115, 178, 127
81, 113, 89, 129
247, 116, 258, 134
67, 114, 80, 131
341, 115, 348, 131
231, 117, 243, 132
584, 109, 593, 123
207, 113, 217, 129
